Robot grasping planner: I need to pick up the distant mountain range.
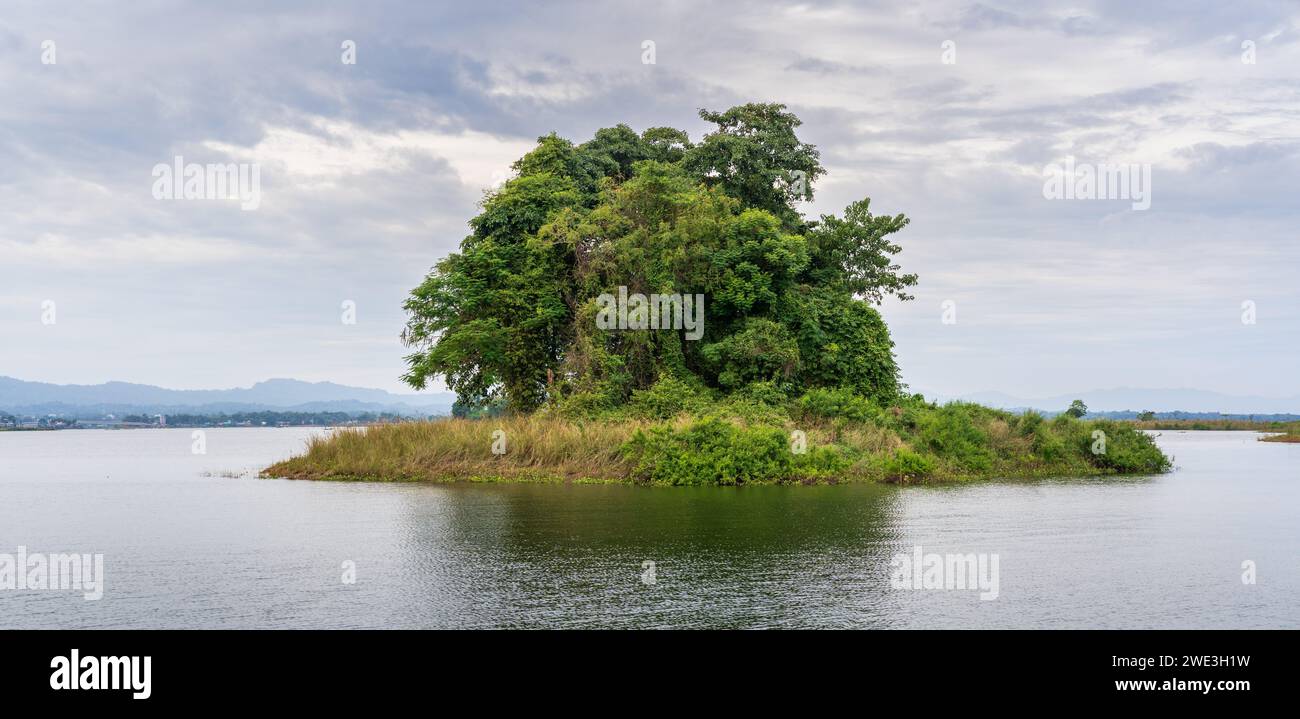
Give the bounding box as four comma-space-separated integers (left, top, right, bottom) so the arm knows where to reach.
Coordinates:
0, 377, 456, 417
5, 377, 1297, 419
930, 387, 1300, 415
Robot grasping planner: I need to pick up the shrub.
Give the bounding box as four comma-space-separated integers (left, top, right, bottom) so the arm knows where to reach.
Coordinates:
701, 318, 801, 389
623, 417, 802, 485
794, 387, 882, 424
732, 380, 790, 406
792, 445, 851, 480
1081, 421, 1172, 474
628, 375, 711, 420
1016, 410, 1044, 437
553, 390, 615, 420
882, 448, 935, 483
716, 381, 793, 424
916, 403, 993, 472
1031, 425, 1067, 462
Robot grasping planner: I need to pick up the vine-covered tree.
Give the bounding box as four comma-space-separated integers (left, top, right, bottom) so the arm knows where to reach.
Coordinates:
402, 103, 918, 413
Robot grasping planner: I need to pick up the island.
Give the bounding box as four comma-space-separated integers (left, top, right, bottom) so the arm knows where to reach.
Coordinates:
265, 104, 1171, 485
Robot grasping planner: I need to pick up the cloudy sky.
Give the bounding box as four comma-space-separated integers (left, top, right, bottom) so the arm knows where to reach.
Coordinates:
2, 0, 1297, 401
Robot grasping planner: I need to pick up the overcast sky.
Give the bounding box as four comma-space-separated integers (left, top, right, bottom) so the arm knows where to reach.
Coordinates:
2, 0, 1297, 400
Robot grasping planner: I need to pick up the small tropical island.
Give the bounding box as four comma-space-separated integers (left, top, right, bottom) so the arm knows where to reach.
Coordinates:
266, 103, 1171, 485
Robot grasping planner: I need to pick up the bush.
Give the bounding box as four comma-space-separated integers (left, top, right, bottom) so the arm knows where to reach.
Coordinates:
732, 380, 790, 406
882, 448, 935, 483
621, 417, 842, 485
780, 285, 901, 403
795, 388, 882, 424
701, 318, 801, 389
1031, 425, 1067, 462
628, 375, 711, 420
1016, 410, 1044, 436
553, 391, 615, 420
716, 381, 793, 424
916, 403, 993, 472
792, 445, 851, 480
1081, 421, 1172, 474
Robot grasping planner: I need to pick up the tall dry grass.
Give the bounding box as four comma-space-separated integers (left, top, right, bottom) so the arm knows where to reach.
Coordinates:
265, 416, 655, 482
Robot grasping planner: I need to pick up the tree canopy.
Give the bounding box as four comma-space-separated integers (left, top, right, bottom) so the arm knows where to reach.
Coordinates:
401, 103, 918, 413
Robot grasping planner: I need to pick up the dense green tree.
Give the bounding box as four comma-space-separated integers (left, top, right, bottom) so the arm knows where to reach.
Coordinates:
402, 103, 917, 413
401, 143, 582, 409
779, 285, 900, 403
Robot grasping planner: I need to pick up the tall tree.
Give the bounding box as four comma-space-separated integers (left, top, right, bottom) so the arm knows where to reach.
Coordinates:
683, 103, 824, 229
402, 105, 916, 412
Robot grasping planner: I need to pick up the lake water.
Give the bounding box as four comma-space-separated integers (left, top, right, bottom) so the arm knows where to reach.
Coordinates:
0, 428, 1295, 628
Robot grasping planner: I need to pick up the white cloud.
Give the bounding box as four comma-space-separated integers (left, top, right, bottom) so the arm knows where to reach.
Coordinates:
0, 233, 258, 265
204, 117, 535, 192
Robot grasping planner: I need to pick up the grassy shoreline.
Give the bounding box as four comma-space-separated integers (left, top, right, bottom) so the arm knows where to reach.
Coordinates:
1123, 418, 1299, 443
1131, 418, 1300, 432
264, 396, 1173, 486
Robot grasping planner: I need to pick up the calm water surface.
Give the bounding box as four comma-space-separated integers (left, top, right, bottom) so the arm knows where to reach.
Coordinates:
0, 428, 1295, 628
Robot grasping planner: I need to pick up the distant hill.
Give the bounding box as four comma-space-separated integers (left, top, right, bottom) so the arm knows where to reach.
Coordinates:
0, 377, 456, 417
9, 378, 1297, 420
927, 387, 1300, 415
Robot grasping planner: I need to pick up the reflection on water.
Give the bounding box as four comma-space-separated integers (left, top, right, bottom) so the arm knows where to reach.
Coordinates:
389, 483, 901, 628
0, 428, 1295, 628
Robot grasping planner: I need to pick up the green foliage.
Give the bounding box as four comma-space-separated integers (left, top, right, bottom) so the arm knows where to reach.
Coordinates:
628, 376, 711, 420
682, 103, 824, 229
622, 416, 847, 485
402, 103, 917, 413
1016, 410, 1044, 436
731, 380, 790, 406
716, 382, 794, 424
401, 153, 583, 411
278, 396, 1173, 485
1076, 420, 1171, 473
916, 403, 995, 472
1066, 399, 1088, 418
451, 398, 506, 419
805, 199, 918, 303
383, 102, 1177, 486
552, 390, 616, 420
882, 448, 935, 483
795, 388, 883, 424
623, 417, 790, 485
781, 286, 899, 402
702, 318, 800, 389
1031, 424, 1067, 462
